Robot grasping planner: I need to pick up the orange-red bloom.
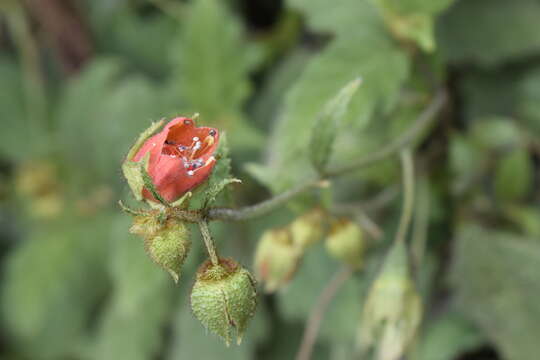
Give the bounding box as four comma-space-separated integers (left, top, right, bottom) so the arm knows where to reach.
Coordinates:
132, 117, 219, 203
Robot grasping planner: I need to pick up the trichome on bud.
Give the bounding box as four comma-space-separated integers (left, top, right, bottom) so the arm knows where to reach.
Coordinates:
190, 258, 257, 346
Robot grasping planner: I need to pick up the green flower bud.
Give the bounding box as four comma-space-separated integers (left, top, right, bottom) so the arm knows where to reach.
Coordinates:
254, 228, 302, 293
325, 218, 365, 269
190, 258, 257, 346
290, 208, 326, 249
358, 241, 422, 360
130, 214, 191, 283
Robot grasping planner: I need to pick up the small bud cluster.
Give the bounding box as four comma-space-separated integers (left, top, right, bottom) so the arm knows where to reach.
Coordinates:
326, 218, 365, 269
254, 208, 331, 292
254, 208, 370, 292
120, 117, 257, 346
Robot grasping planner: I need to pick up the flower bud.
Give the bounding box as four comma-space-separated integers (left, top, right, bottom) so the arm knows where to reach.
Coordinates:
325, 218, 365, 269
130, 214, 191, 283
123, 117, 219, 203
254, 228, 302, 293
290, 208, 326, 249
358, 241, 422, 360
190, 258, 257, 346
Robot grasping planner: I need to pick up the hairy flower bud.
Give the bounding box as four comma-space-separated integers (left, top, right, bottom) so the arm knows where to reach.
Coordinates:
190, 258, 257, 346
290, 208, 326, 249
254, 228, 302, 293
325, 218, 365, 269
130, 214, 191, 283
123, 117, 219, 204
358, 241, 422, 360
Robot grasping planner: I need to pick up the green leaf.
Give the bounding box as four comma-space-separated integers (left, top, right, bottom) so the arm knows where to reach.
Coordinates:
279, 244, 367, 343
91, 216, 174, 360
91, 8, 177, 76
372, 0, 455, 51
57, 58, 165, 185
252, 1, 409, 193
517, 66, 540, 136
288, 0, 371, 35
469, 117, 522, 150
167, 306, 253, 360
412, 312, 484, 360
0, 57, 45, 160
309, 78, 362, 174
203, 178, 242, 208
506, 206, 540, 238
1, 217, 109, 359
168, 0, 261, 149
494, 147, 532, 203
437, 0, 540, 67
451, 224, 540, 360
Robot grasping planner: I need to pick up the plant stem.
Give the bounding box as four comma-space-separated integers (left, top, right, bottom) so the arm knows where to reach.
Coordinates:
411, 176, 430, 270
395, 148, 415, 245
205, 89, 445, 222
198, 220, 219, 265
295, 266, 354, 360
207, 178, 323, 221
325, 89, 446, 178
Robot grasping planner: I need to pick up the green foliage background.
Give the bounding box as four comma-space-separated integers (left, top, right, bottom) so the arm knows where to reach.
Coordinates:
0, 0, 539, 359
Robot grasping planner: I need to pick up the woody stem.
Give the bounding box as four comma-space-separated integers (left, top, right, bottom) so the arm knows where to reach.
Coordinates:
198, 220, 219, 266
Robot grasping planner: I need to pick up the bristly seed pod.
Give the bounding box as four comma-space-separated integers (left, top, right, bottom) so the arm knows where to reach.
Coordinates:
325, 218, 365, 269
190, 258, 257, 346
130, 214, 191, 283
290, 208, 326, 250
254, 228, 302, 293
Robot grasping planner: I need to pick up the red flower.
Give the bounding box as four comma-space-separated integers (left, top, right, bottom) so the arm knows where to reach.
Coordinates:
132, 117, 219, 203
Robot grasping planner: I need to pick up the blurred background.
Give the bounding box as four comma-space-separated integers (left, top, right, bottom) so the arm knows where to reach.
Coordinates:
1, 0, 540, 359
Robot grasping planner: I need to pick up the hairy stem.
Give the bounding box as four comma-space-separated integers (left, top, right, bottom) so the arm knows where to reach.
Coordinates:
205, 89, 445, 222
198, 220, 219, 265
325, 89, 446, 177
207, 179, 323, 221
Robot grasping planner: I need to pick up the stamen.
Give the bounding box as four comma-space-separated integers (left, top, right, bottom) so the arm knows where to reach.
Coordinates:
204, 135, 214, 147
205, 156, 216, 166
187, 170, 194, 176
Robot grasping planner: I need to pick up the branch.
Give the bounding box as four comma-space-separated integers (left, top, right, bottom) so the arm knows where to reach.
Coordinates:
198, 220, 219, 265
205, 89, 446, 222
207, 179, 324, 221
295, 266, 354, 360
325, 88, 447, 178
395, 148, 415, 245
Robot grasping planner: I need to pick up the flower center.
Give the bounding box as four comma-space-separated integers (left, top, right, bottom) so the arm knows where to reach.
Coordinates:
162, 135, 216, 176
